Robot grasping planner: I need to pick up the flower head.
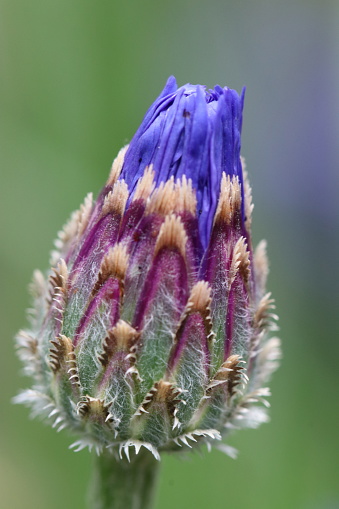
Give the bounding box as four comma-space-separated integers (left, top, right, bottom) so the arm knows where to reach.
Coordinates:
15, 77, 280, 460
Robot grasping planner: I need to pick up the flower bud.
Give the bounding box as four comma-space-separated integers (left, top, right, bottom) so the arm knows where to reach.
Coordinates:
15, 77, 280, 460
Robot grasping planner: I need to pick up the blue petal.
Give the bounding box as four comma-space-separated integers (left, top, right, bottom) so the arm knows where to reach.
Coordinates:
120, 77, 245, 249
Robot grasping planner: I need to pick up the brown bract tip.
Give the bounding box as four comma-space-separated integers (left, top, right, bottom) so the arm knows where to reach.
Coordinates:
146, 176, 197, 216
174, 175, 197, 215
209, 354, 245, 398
49, 335, 74, 374
254, 337, 281, 387
172, 280, 214, 349
16, 330, 38, 355
112, 320, 139, 350
100, 243, 129, 282
185, 280, 214, 344
229, 236, 251, 285
51, 259, 68, 288
146, 177, 176, 216
214, 173, 242, 225
133, 166, 155, 201
53, 193, 93, 262
153, 380, 183, 404
99, 320, 139, 367
243, 168, 254, 231
253, 292, 278, 332
78, 193, 94, 237
54, 213, 78, 255
254, 240, 269, 294
188, 281, 212, 314
48, 259, 68, 304
92, 243, 129, 298
154, 214, 187, 257
106, 145, 129, 186
101, 180, 129, 217
77, 396, 113, 424
134, 380, 183, 420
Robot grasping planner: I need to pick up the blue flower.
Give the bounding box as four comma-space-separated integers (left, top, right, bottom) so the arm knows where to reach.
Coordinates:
121, 76, 245, 248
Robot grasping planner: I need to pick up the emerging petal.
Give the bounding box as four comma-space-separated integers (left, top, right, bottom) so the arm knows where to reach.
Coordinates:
121, 77, 246, 248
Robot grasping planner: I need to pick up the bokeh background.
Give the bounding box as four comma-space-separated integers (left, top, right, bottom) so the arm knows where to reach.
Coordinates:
1, 1, 338, 508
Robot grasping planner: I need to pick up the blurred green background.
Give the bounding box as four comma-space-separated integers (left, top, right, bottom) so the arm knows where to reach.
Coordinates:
1, 1, 338, 508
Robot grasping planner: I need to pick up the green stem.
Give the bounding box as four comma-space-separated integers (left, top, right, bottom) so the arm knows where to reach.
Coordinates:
89, 449, 161, 509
